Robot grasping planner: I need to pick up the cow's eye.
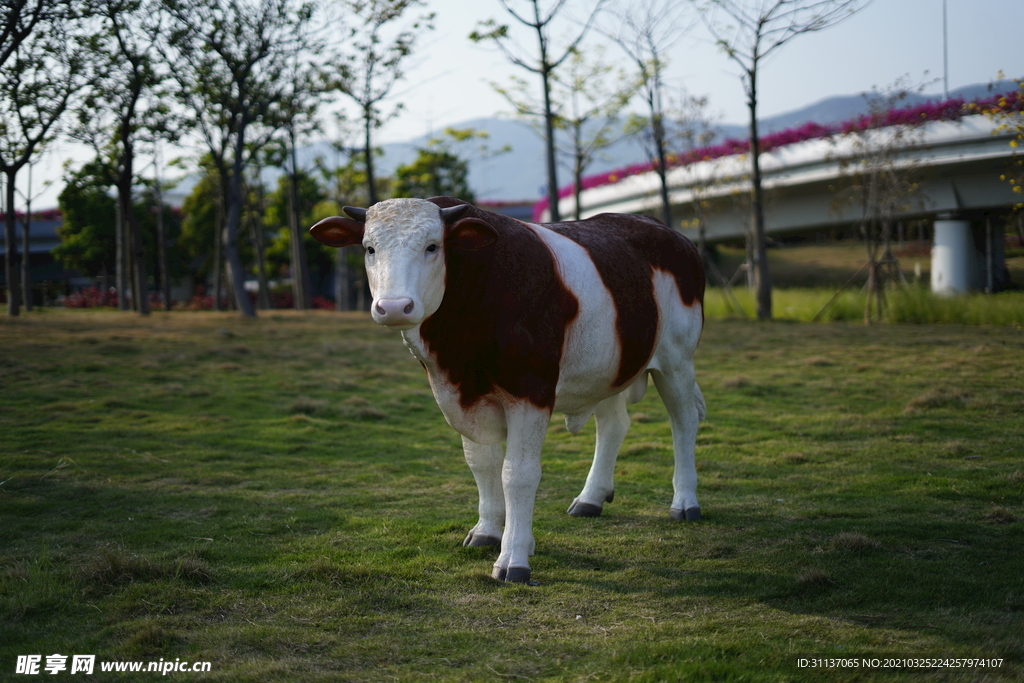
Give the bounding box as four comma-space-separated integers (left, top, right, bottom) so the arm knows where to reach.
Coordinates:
426, 244, 437, 253
366, 246, 375, 255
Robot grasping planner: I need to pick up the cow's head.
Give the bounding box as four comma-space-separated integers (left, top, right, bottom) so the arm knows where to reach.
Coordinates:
309, 198, 497, 330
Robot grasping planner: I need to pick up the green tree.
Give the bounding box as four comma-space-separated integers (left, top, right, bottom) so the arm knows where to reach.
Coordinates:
53, 159, 117, 285
72, 0, 173, 315
1, 1, 91, 316
393, 128, 483, 203
55, 157, 185, 295
330, 0, 433, 207
164, 0, 317, 316
263, 170, 331, 289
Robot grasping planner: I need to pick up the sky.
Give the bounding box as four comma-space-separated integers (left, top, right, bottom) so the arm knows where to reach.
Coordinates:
15, 0, 1024, 210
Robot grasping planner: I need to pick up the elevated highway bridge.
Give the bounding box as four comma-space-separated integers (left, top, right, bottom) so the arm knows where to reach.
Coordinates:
550, 115, 1020, 292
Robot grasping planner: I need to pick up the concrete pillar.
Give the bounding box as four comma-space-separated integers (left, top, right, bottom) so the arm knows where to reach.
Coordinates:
931, 219, 972, 294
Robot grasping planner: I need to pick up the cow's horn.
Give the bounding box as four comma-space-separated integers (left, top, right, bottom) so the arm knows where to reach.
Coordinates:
343, 206, 367, 223
439, 204, 470, 222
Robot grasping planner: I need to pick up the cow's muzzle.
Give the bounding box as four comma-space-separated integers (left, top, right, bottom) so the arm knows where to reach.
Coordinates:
373, 297, 417, 328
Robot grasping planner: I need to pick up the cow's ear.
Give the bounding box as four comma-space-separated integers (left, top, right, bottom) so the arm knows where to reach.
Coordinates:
446, 217, 498, 250
309, 216, 364, 247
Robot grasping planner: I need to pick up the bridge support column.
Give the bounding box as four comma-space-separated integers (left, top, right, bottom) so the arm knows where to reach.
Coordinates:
931, 219, 972, 295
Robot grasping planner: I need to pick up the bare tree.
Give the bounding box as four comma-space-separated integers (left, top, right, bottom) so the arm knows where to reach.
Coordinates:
1, 2, 90, 316
555, 48, 637, 220
491, 45, 635, 221
831, 84, 928, 323
694, 0, 869, 320
471, 0, 609, 222
164, 0, 318, 317
331, 0, 433, 207
605, 0, 691, 227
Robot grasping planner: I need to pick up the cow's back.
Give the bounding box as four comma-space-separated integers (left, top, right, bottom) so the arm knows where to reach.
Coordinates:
545, 214, 705, 388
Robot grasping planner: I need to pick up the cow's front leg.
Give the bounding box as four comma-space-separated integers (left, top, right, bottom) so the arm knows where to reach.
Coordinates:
492, 403, 548, 583
462, 436, 504, 548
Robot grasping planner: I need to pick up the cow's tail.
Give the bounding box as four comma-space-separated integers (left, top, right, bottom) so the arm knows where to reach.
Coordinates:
694, 382, 706, 421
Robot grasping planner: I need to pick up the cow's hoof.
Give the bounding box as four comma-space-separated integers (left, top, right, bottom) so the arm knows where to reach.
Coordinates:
567, 499, 603, 517
669, 507, 702, 522
494, 566, 532, 583
567, 490, 614, 517
463, 531, 501, 548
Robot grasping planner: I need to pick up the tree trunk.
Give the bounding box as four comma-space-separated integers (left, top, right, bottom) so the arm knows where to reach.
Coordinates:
115, 190, 128, 311
335, 247, 351, 311
226, 151, 256, 317
364, 107, 378, 206
287, 132, 312, 311
746, 70, 772, 320
541, 62, 560, 222
21, 206, 31, 311
4, 172, 21, 316
156, 178, 170, 311
651, 88, 671, 227
213, 192, 224, 312
248, 204, 272, 310
120, 152, 150, 316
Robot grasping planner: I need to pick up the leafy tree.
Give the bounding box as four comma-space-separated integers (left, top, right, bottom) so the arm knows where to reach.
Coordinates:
980, 78, 1024, 213
163, 0, 318, 316
471, 0, 609, 222
315, 117, 377, 311
55, 157, 185, 294
1, 1, 91, 316
331, 0, 433, 207
693, 0, 869, 320
178, 160, 223, 284
263, 169, 331, 285
71, 0, 174, 315
53, 159, 117, 285
393, 128, 485, 203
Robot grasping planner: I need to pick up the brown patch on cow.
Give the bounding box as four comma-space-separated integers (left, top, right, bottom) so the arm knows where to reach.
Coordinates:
548, 213, 704, 387
419, 197, 580, 410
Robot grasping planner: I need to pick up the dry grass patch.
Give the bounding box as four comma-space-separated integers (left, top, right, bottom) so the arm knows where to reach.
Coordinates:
796, 567, 832, 587
984, 506, 1018, 525
722, 375, 750, 389
290, 396, 330, 415
355, 406, 388, 421
904, 386, 971, 413
828, 532, 881, 552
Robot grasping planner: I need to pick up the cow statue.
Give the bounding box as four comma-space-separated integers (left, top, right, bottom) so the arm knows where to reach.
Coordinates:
309, 196, 706, 583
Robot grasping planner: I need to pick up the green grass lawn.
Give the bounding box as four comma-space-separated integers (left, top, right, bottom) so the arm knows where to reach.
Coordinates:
2, 310, 1022, 681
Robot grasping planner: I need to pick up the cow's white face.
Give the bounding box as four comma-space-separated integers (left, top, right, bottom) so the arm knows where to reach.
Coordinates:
309, 198, 497, 331
362, 199, 447, 330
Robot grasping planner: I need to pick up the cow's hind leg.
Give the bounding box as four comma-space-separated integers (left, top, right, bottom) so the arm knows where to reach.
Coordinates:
462, 437, 504, 547
650, 366, 702, 521
568, 391, 629, 517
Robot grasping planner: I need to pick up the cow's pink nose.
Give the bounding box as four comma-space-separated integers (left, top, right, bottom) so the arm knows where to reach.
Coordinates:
374, 297, 415, 325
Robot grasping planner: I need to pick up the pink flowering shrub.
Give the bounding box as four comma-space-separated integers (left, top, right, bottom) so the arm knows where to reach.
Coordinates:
533, 89, 1024, 220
